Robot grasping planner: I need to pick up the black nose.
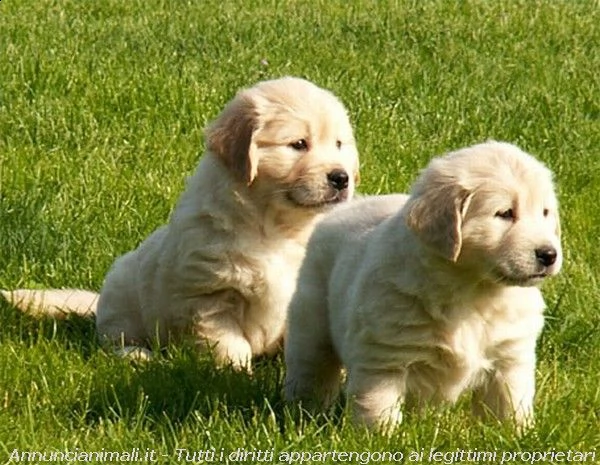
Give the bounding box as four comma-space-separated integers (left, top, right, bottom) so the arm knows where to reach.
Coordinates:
327, 169, 349, 191
535, 246, 557, 267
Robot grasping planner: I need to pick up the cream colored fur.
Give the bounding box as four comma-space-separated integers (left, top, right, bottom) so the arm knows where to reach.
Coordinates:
284, 141, 561, 429
1, 289, 97, 318
4, 77, 359, 369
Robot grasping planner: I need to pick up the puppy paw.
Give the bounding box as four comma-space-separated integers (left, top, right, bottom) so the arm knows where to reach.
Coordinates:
114, 346, 153, 361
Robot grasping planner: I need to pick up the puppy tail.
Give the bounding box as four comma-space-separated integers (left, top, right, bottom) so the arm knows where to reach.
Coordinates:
1, 289, 98, 318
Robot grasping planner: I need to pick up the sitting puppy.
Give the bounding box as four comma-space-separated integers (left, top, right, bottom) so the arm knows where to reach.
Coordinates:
4, 77, 359, 368
284, 141, 561, 429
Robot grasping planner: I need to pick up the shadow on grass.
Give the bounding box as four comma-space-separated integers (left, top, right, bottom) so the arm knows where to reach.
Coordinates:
0, 298, 336, 432
0, 298, 99, 358
78, 350, 289, 431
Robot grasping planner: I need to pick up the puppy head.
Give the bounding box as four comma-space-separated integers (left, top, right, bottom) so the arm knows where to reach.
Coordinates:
205, 77, 359, 209
405, 141, 562, 286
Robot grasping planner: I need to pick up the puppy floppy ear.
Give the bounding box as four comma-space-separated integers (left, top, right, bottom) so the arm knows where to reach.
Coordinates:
205, 93, 259, 185
405, 183, 473, 262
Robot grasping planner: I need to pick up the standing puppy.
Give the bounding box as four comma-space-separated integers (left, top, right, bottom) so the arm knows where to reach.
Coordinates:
5, 77, 359, 369
284, 141, 561, 428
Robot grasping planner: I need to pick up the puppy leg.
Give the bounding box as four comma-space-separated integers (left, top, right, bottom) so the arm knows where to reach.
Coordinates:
284, 336, 342, 410
205, 323, 253, 371
284, 281, 342, 409
472, 356, 536, 429
346, 367, 407, 430
191, 290, 253, 371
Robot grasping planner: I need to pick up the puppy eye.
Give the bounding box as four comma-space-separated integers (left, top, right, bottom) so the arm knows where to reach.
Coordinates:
495, 208, 515, 220
289, 139, 308, 151
336, 140, 342, 149
543, 208, 549, 217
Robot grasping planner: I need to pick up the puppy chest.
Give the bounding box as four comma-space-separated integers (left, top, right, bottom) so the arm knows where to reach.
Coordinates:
242, 249, 304, 349
405, 323, 497, 402
227, 241, 302, 299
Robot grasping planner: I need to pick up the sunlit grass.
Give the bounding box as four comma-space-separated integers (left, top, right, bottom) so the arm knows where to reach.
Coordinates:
1, 0, 599, 461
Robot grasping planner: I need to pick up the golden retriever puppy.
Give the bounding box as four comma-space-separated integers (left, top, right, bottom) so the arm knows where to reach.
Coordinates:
284, 141, 561, 429
4, 77, 359, 368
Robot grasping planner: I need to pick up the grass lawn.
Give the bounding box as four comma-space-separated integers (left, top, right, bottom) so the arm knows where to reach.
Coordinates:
1, 0, 599, 463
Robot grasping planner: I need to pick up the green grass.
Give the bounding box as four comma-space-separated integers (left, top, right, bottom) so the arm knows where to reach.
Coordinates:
1, 0, 599, 463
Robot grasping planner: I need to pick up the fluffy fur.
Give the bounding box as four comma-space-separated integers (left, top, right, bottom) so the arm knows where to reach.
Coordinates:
4, 77, 359, 369
284, 141, 561, 429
